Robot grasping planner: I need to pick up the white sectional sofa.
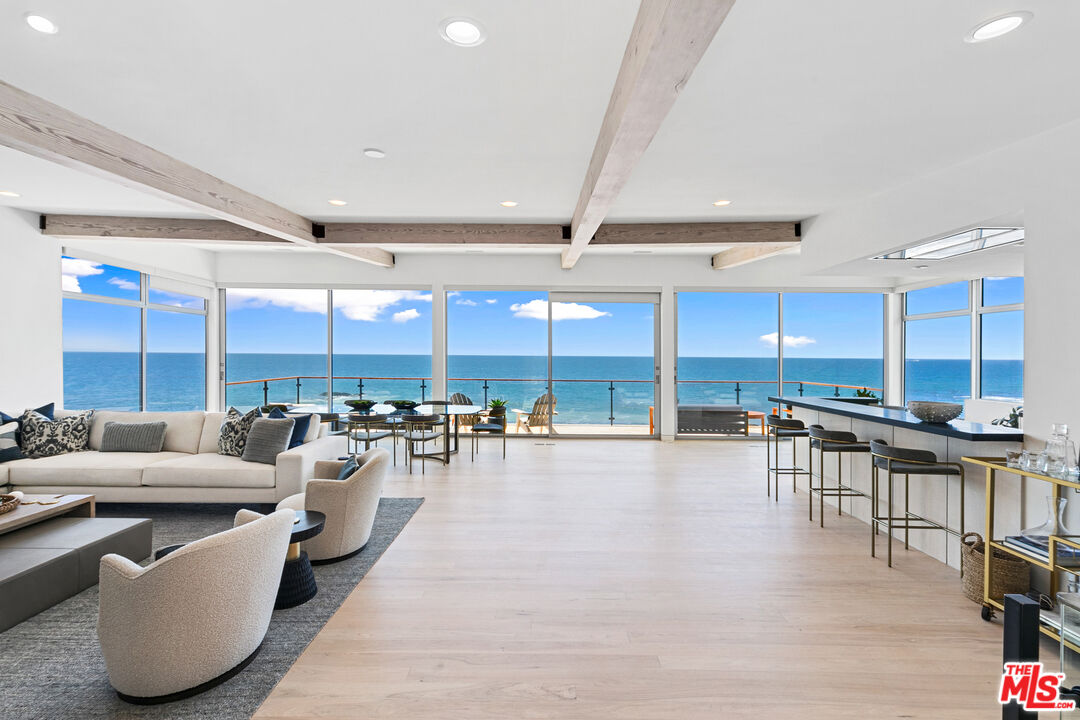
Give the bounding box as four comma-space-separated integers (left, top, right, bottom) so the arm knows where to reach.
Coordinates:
0, 410, 346, 503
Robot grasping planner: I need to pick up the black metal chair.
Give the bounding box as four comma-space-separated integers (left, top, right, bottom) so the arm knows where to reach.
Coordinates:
870, 440, 965, 570
765, 415, 810, 500
471, 412, 506, 460
403, 414, 442, 475
808, 425, 870, 527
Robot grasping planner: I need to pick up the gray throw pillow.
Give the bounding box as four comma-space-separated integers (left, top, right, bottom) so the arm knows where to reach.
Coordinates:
100, 421, 167, 453
20, 410, 94, 459
218, 407, 261, 457
241, 417, 295, 465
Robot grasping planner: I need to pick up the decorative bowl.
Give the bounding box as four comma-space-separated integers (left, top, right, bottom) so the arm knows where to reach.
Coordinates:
907, 401, 963, 424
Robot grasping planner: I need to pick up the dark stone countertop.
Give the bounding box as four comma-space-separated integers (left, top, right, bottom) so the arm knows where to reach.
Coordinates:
768, 396, 1023, 442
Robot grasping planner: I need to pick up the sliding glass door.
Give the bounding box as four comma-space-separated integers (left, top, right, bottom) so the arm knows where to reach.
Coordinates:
549, 293, 659, 437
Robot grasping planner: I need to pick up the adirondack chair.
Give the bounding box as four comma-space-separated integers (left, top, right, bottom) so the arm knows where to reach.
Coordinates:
512, 393, 557, 433
449, 392, 480, 429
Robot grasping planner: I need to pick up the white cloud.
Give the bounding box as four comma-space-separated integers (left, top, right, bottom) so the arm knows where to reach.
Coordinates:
484, 299, 497, 304
225, 288, 431, 321
456, 298, 478, 307
510, 299, 611, 321
60, 257, 104, 293
760, 332, 816, 348
447, 291, 460, 298
392, 308, 421, 323
107, 277, 139, 291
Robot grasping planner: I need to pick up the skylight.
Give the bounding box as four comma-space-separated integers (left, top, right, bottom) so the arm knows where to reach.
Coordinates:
875, 227, 1024, 261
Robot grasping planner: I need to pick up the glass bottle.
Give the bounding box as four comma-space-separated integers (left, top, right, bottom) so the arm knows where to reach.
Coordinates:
1044, 423, 1071, 476
1022, 496, 1073, 539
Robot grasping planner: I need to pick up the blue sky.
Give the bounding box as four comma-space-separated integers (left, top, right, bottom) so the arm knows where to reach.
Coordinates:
61, 256, 1023, 361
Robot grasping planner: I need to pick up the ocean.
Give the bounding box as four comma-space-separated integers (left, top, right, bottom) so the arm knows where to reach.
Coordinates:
61, 352, 1023, 425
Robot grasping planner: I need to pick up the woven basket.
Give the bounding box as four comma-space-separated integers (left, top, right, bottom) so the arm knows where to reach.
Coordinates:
961, 532, 1030, 604
0, 494, 19, 516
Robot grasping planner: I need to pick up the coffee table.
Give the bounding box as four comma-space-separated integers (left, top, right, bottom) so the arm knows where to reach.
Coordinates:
0, 494, 95, 536
276, 510, 325, 609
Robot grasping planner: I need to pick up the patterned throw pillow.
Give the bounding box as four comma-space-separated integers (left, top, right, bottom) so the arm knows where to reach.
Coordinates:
20, 410, 94, 459
218, 407, 261, 457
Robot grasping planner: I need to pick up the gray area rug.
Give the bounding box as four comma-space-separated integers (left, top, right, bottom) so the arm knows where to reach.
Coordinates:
0, 497, 423, 720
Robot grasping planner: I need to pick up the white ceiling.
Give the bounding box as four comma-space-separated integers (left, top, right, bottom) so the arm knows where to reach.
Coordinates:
0, 0, 1071, 272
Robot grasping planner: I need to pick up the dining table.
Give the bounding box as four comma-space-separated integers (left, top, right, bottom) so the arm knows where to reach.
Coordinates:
369, 403, 483, 465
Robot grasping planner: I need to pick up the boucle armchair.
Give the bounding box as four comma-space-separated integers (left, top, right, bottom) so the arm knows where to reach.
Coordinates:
276, 447, 388, 563
97, 508, 294, 703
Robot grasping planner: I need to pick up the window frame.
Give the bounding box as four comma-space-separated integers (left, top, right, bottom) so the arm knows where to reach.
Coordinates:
62, 256, 209, 411
901, 277, 1023, 404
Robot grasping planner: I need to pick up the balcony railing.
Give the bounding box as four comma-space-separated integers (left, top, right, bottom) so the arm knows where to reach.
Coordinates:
225, 375, 883, 428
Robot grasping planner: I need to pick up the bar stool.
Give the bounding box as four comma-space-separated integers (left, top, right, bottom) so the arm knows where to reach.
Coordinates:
765, 415, 810, 501
869, 440, 965, 570
807, 425, 870, 527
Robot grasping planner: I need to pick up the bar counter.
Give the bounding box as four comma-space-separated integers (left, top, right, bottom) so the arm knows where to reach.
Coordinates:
766, 395, 1023, 570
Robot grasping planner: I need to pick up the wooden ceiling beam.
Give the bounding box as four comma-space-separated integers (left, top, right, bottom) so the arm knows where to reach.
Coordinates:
562, 0, 737, 269
592, 222, 797, 245
41, 215, 288, 245
320, 223, 564, 245
711, 242, 800, 270
0, 79, 392, 267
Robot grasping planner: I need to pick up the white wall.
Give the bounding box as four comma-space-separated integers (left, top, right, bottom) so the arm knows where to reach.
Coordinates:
0, 207, 63, 410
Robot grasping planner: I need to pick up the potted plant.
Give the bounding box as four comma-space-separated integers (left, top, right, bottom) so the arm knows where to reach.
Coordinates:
388, 400, 419, 413
344, 398, 377, 414
488, 399, 507, 417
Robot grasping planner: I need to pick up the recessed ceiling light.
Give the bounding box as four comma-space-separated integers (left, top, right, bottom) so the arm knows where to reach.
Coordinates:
24, 13, 58, 34
499, 200, 518, 208
362, 148, 386, 159
327, 199, 348, 206
632, 249, 653, 254
440, 17, 486, 47
0, 190, 20, 198
965, 11, 1032, 43
712, 199, 732, 207
914, 265, 929, 270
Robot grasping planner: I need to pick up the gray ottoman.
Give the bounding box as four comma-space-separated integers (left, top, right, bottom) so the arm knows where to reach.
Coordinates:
0, 517, 152, 631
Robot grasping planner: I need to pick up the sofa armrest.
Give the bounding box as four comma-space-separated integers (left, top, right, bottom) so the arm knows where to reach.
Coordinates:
274, 434, 347, 501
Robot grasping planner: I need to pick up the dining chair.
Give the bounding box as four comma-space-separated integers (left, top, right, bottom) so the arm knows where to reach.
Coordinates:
471, 411, 506, 460
347, 413, 394, 462
402, 414, 442, 474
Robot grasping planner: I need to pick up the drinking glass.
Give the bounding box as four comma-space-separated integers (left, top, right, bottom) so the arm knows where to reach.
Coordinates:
1005, 450, 1022, 468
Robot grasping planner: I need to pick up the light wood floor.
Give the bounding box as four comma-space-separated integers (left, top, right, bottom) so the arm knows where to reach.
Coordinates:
254, 439, 1011, 719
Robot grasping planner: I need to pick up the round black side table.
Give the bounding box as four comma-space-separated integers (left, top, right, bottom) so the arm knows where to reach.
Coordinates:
275, 510, 325, 609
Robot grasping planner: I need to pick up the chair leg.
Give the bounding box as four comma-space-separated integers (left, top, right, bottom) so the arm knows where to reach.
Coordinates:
819, 448, 825, 528
792, 438, 797, 493
837, 452, 843, 517
904, 474, 910, 550
870, 464, 877, 558
765, 431, 770, 497
958, 467, 965, 576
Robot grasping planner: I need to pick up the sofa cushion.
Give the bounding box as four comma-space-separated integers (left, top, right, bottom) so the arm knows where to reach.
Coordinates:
87, 411, 205, 455
100, 421, 168, 453
21, 410, 94, 458
242, 418, 295, 465
269, 408, 311, 449
198, 413, 227, 454
1, 403, 55, 448
142, 453, 276, 488
0, 421, 22, 463
6, 451, 189, 487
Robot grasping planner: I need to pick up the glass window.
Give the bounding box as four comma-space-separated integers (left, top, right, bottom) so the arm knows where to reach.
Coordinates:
677, 292, 779, 418
61, 256, 140, 300
447, 291, 549, 422
783, 293, 884, 401
146, 310, 206, 411
904, 315, 972, 405
905, 281, 969, 315
225, 289, 328, 411
983, 276, 1024, 307
62, 298, 141, 410
331, 289, 432, 412
149, 288, 206, 310
981, 310, 1023, 400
